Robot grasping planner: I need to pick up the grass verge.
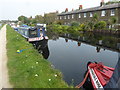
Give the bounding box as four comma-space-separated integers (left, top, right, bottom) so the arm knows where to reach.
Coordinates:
6, 25, 69, 88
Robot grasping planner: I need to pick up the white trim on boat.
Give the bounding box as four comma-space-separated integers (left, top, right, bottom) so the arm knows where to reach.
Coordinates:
88, 67, 104, 90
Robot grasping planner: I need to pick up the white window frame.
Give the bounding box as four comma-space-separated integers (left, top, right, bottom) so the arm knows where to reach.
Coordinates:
111, 9, 115, 16
68, 15, 70, 19
101, 10, 106, 16
90, 12, 93, 17
64, 16, 66, 19
60, 16, 62, 20
84, 13, 87, 18
72, 14, 74, 19
79, 14, 81, 18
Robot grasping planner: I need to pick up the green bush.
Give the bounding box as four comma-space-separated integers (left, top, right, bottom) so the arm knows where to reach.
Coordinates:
94, 21, 107, 30
70, 21, 79, 27
67, 26, 80, 33
80, 23, 86, 31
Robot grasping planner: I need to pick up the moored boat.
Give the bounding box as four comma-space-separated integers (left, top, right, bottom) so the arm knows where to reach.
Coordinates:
76, 62, 115, 89
14, 24, 48, 42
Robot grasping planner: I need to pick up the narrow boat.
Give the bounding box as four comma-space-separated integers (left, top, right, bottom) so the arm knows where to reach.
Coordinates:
14, 24, 48, 42
76, 62, 115, 89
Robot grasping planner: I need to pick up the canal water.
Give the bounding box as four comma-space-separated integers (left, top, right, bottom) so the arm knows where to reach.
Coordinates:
34, 32, 120, 86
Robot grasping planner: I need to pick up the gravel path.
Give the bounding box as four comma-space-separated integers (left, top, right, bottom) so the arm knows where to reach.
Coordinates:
0, 25, 12, 89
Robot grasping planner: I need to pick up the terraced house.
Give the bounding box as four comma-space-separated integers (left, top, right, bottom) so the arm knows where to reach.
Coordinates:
57, 0, 120, 28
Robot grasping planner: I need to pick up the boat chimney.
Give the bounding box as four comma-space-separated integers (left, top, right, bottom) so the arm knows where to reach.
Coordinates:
79, 5, 83, 10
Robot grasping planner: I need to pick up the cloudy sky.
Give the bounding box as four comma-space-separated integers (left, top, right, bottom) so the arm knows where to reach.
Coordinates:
0, 0, 110, 20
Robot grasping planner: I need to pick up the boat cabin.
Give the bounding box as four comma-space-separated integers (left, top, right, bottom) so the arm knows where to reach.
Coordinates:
16, 25, 48, 42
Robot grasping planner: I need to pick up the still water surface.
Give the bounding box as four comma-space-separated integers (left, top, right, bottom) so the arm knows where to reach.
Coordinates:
35, 33, 120, 86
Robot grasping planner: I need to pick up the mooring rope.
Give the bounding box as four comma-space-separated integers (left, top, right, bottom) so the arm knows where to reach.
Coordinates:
75, 70, 90, 88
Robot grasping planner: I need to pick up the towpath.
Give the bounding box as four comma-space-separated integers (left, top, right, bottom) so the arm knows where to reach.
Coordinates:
0, 25, 12, 89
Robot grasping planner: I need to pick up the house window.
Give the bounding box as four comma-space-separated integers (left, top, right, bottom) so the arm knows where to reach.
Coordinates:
101, 10, 106, 16
84, 13, 87, 18
68, 15, 70, 19
72, 14, 74, 19
90, 12, 93, 17
111, 9, 115, 16
79, 14, 81, 18
64, 16, 66, 19
60, 16, 62, 20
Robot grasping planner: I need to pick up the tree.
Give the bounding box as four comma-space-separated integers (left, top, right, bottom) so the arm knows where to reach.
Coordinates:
87, 13, 99, 31
44, 12, 57, 25
92, 13, 99, 22
18, 15, 28, 24
87, 21, 94, 31
35, 15, 44, 23
31, 18, 37, 24
105, 0, 120, 5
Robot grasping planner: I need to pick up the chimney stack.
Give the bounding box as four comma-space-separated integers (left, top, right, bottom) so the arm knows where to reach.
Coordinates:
56, 10, 59, 13
72, 8, 74, 11
100, 0, 105, 6
65, 8, 68, 12
79, 5, 83, 10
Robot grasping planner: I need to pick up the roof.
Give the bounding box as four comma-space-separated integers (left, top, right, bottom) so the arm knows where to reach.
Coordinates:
58, 3, 120, 15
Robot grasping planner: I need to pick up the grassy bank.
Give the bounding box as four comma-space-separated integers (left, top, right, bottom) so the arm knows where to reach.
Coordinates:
6, 25, 69, 88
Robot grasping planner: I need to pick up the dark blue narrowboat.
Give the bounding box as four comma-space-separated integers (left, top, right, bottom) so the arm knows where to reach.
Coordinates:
16, 24, 48, 42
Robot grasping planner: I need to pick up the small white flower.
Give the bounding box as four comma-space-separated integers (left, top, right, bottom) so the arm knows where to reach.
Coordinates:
48, 79, 51, 81
35, 74, 38, 77
36, 62, 38, 64
31, 66, 34, 68
54, 74, 57, 77
25, 55, 28, 57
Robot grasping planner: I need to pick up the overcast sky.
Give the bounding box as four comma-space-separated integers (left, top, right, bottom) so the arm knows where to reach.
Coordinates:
0, 0, 111, 20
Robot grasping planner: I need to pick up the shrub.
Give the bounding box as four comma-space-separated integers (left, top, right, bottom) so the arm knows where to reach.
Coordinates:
80, 23, 86, 31
94, 21, 107, 30
70, 21, 79, 26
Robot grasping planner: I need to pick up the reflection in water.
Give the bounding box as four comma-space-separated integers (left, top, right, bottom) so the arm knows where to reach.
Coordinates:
77, 42, 81, 46
33, 40, 49, 59
65, 38, 68, 42
61, 33, 120, 52
96, 47, 101, 53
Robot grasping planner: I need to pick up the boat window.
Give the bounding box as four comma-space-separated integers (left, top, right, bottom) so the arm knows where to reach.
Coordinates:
31, 30, 37, 35
25, 31, 28, 36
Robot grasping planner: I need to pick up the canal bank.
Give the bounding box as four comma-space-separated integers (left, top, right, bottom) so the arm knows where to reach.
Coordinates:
6, 25, 69, 88
47, 24, 120, 37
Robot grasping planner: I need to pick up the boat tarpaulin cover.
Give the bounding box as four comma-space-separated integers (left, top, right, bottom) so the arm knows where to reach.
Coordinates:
104, 53, 120, 89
